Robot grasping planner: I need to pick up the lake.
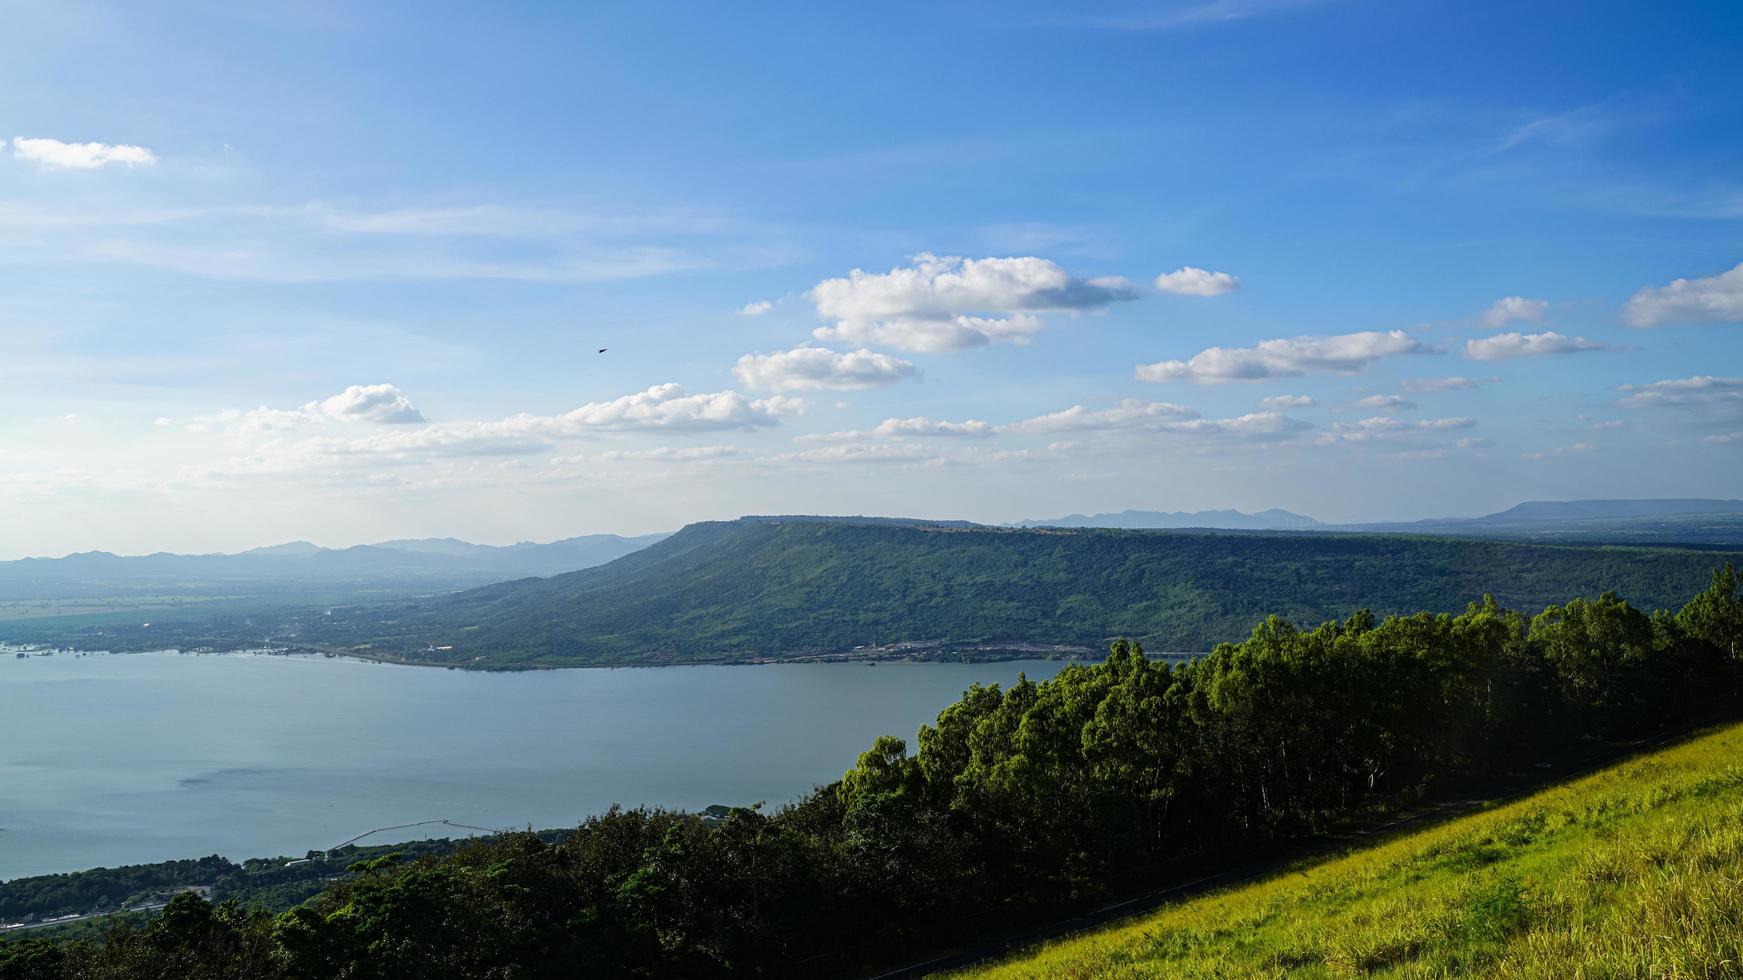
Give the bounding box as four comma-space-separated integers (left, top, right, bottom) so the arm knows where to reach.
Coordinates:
0, 651, 1075, 881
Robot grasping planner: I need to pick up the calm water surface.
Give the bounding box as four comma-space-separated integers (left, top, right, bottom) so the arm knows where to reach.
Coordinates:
0, 651, 1072, 880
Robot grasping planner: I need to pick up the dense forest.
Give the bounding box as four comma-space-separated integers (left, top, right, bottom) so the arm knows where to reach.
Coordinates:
4, 565, 1739, 979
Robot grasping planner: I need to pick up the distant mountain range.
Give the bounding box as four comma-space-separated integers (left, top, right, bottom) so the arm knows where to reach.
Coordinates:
0, 533, 669, 601
1015, 508, 1323, 531
1337, 498, 1743, 544
1016, 499, 1743, 545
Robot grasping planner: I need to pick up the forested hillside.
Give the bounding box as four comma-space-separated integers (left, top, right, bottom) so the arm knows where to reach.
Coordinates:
5, 568, 1740, 978
298, 519, 1743, 667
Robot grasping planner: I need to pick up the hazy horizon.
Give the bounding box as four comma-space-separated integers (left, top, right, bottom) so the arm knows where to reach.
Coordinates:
4, 1, 1741, 558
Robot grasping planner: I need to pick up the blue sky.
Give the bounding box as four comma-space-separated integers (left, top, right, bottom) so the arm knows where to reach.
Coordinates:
2, 0, 1741, 557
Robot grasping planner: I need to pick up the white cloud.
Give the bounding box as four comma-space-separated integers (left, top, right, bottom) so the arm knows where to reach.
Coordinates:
1154, 266, 1241, 297
1400, 376, 1480, 392
558, 384, 803, 430
1009, 401, 1309, 444
1622, 262, 1743, 327
1136, 330, 1431, 383
1464, 331, 1608, 360
1008, 398, 1201, 433
1616, 376, 1743, 430
808, 252, 1138, 352
1480, 296, 1548, 328
737, 299, 774, 317
1522, 442, 1597, 461
1260, 394, 1315, 409
181, 384, 803, 487
734, 346, 919, 391
318, 383, 425, 424
13, 137, 156, 170
772, 443, 942, 466
1349, 394, 1416, 411
1318, 416, 1475, 444
599, 445, 742, 462
873, 416, 996, 438
813, 314, 1044, 353
198, 384, 425, 435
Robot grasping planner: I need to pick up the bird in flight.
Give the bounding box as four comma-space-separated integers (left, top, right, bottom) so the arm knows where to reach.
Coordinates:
597, 348, 608, 354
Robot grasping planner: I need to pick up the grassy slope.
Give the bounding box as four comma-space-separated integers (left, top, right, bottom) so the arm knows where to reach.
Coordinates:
310, 521, 1742, 666
950, 721, 1743, 979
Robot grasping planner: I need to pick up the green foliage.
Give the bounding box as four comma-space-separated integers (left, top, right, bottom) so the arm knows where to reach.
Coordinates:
12, 573, 1743, 977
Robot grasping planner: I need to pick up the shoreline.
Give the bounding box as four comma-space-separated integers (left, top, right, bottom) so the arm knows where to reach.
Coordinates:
5, 641, 1204, 672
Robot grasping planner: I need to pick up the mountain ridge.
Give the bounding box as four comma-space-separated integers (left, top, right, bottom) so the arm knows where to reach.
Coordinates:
276, 518, 1742, 667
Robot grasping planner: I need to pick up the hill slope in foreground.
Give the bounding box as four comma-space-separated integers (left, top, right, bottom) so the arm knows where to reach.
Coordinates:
298, 519, 1742, 666
951, 721, 1743, 979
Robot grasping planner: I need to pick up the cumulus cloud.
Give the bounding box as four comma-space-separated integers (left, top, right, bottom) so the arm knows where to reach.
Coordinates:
1464, 331, 1608, 360
13, 137, 156, 170
1400, 376, 1480, 392
873, 416, 996, 438
1136, 330, 1431, 383
557, 384, 803, 430
1154, 266, 1241, 297
809, 253, 1138, 352
1622, 262, 1743, 327
1260, 394, 1315, 409
1480, 296, 1548, 328
197, 384, 424, 435
813, 313, 1045, 353
737, 299, 774, 317
734, 346, 919, 391
318, 383, 425, 424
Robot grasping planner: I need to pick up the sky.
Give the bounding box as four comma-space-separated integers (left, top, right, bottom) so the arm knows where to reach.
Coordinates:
2, 0, 1741, 558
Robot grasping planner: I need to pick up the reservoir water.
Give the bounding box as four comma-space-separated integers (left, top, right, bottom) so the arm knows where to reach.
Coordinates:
0, 651, 1073, 881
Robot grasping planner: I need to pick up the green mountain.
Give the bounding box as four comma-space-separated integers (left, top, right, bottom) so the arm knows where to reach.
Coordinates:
296, 517, 1743, 667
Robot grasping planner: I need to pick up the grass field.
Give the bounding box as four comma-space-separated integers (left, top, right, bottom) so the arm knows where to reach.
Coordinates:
948, 722, 1743, 978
